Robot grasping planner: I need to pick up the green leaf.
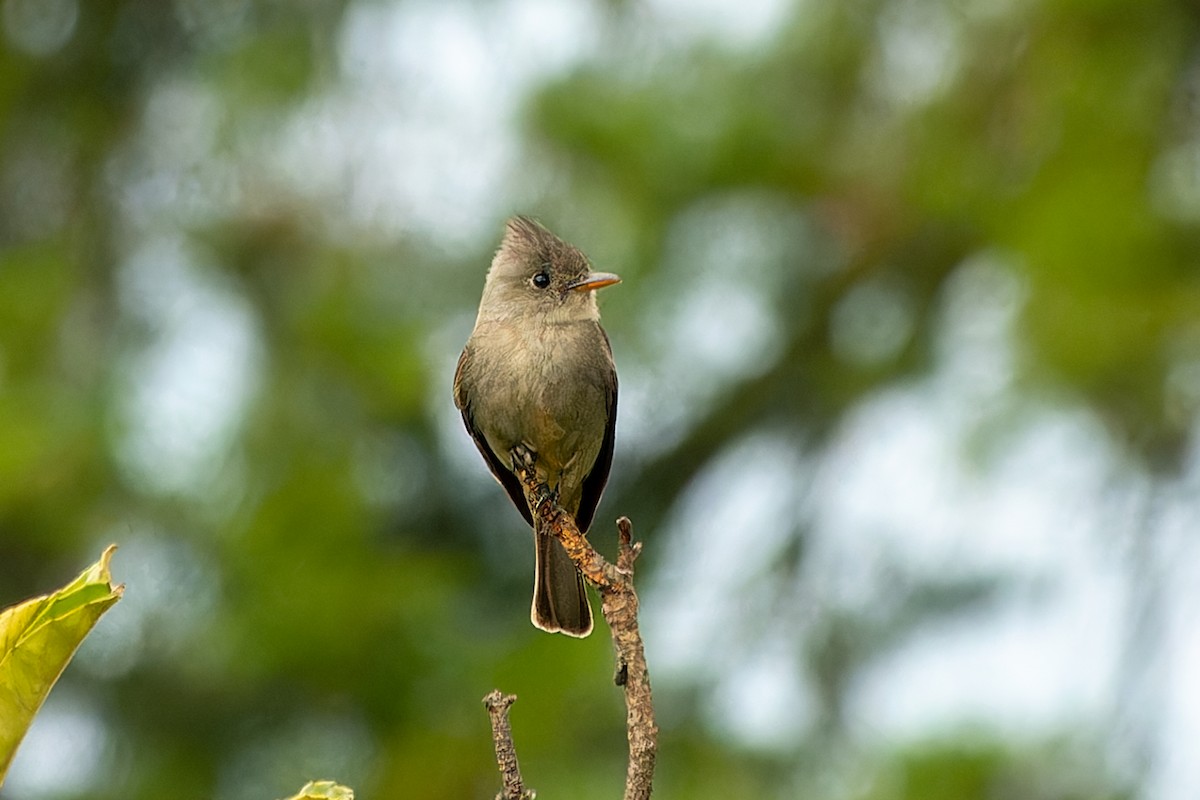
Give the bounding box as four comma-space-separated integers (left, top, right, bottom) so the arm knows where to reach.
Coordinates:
280, 780, 355, 800
0, 545, 123, 784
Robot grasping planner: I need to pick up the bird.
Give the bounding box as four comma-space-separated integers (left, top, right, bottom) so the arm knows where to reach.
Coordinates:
453, 216, 619, 637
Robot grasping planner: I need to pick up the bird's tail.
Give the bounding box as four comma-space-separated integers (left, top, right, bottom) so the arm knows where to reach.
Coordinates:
531, 516, 593, 637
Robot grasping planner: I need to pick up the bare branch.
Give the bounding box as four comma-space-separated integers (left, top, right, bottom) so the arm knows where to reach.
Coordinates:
607, 517, 656, 800
483, 690, 534, 800
509, 445, 659, 800
509, 446, 627, 591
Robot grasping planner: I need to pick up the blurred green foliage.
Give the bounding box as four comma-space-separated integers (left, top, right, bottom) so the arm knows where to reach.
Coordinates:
0, 0, 1194, 797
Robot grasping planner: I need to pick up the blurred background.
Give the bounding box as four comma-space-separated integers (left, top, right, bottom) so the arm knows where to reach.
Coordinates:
2, 0, 1199, 798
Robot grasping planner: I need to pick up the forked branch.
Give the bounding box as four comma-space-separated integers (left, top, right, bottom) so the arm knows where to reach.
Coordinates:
481, 445, 658, 800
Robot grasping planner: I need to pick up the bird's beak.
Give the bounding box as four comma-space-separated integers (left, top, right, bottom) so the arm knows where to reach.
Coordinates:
567, 272, 621, 292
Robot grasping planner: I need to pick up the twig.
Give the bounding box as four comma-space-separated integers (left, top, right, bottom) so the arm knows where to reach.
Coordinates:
483, 690, 533, 800
510, 446, 627, 591
508, 445, 659, 800
607, 517, 656, 800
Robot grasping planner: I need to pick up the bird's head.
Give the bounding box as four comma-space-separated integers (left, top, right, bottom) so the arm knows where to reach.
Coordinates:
478, 216, 620, 324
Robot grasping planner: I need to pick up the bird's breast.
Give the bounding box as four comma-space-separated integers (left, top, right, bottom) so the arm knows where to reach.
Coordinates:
470, 321, 608, 477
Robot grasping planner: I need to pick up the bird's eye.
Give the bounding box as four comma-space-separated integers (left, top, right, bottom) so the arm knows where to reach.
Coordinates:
531, 271, 551, 289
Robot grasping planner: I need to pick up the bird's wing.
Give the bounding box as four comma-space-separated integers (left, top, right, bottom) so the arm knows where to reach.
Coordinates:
574, 323, 617, 533
453, 344, 534, 526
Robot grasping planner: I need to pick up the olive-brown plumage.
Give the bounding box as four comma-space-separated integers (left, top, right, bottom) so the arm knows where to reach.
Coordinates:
453, 217, 618, 637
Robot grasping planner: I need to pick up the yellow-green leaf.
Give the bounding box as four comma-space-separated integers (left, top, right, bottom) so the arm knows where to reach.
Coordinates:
0, 545, 122, 784
280, 780, 355, 800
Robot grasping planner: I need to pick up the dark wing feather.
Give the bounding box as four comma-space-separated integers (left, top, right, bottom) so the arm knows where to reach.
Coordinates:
574, 324, 617, 533
453, 345, 534, 526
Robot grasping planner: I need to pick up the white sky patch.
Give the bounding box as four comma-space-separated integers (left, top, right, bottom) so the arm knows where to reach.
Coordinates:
646, 0, 793, 49
113, 236, 261, 496
644, 377, 1135, 748
216, 709, 378, 800
710, 636, 817, 750
1143, 458, 1200, 800
257, 0, 604, 244
805, 253, 1133, 741
933, 251, 1026, 406
109, 76, 236, 233
850, 582, 1122, 739
2, 0, 78, 57
3, 689, 108, 798
828, 400, 1129, 738
645, 436, 808, 666
76, 529, 222, 679
644, 434, 815, 745
639, 246, 1196, 788
870, 0, 962, 108
619, 194, 803, 454
427, 312, 508, 496
619, 277, 780, 455
1155, 563, 1200, 800
676, 277, 780, 377
811, 389, 966, 604
816, 390, 1124, 582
